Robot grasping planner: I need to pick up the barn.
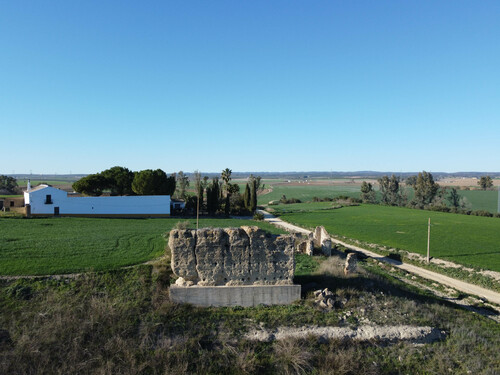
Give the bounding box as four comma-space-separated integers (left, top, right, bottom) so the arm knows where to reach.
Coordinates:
24, 185, 171, 217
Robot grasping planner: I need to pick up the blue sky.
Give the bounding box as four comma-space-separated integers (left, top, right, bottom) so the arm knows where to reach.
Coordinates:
1, 1, 499, 174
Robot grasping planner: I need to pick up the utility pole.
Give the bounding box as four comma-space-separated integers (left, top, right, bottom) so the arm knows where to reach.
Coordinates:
196, 193, 199, 231
427, 218, 431, 263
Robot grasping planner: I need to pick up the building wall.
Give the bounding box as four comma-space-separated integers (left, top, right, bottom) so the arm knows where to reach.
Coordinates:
25, 186, 170, 216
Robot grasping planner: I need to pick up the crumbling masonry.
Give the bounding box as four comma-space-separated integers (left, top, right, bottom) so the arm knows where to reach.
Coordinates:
169, 226, 295, 287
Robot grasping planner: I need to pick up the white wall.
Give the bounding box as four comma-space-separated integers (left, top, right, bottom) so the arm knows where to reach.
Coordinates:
26, 186, 170, 215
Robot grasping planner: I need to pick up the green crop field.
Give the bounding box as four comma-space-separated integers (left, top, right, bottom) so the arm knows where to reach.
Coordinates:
16, 179, 75, 186
278, 204, 500, 272
0, 217, 284, 276
259, 182, 499, 213
258, 184, 361, 205
459, 189, 499, 213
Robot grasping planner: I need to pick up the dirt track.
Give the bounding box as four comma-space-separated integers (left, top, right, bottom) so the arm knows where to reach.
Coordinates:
258, 210, 500, 306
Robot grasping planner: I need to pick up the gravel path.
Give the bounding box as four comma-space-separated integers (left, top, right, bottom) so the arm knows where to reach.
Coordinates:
257, 209, 500, 306
245, 324, 446, 343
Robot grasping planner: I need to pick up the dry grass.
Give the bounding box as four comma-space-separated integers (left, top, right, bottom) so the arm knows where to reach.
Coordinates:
1, 255, 500, 374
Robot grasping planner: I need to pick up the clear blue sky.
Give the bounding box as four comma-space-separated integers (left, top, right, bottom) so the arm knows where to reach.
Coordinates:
1, 1, 499, 174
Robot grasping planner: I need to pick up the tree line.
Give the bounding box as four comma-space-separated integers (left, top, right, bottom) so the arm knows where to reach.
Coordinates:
179, 168, 262, 216
72, 167, 176, 196
360, 172, 496, 214
72, 166, 262, 216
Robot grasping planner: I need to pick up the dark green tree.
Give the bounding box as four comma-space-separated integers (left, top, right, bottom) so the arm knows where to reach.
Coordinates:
413, 171, 439, 208
378, 175, 405, 206
100, 166, 135, 195
132, 169, 175, 195
221, 168, 232, 215
478, 175, 494, 190
360, 181, 376, 203
72, 174, 108, 196
250, 179, 257, 213
206, 177, 220, 215
243, 183, 251, 210
447, 187, 461, 208
0, 175, 19, 194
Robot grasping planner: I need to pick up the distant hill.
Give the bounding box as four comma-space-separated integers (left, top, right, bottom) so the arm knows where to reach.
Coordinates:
8, 171, 500, 182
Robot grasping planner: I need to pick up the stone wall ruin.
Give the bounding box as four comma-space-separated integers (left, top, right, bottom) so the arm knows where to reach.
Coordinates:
169, 226, 295, 287
314, 226, 332, 256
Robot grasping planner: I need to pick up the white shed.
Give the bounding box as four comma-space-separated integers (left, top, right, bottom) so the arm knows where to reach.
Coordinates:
24, 185, 171, 217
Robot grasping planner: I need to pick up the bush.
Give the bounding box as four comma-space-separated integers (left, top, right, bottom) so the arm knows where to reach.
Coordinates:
280, 197, 302, 204
471, 210, 493, 217
253, 212, 265, 221
174, 221, 191, 230
312, 197, 334, 202
429, 205, 450, 212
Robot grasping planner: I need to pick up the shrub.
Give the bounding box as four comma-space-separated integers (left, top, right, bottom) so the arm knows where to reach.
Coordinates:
253, 212, 265, 221
174, 221, 191, 230
280, 196, 302, 204
429, 205, 450, 212
312, 197, 334, 202
471, 210, 493, 217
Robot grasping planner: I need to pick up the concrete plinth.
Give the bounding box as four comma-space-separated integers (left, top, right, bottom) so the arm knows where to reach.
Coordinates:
169, 284, 301, 307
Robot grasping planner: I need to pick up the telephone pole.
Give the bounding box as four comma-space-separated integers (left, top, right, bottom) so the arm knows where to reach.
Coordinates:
427, 218, 431, 263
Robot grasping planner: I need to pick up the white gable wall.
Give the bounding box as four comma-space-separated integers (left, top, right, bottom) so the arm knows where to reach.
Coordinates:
25, 186, 170, 216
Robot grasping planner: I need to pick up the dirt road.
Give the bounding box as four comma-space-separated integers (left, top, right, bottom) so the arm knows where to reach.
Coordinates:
258, 210, 500, 305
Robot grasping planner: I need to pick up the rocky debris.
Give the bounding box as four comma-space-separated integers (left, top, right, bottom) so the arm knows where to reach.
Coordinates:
245, 325, 446, 344
344, 253, 357, 275
168, 226, 295, 286
313, 288, 348, 311
314, 226, 332, 256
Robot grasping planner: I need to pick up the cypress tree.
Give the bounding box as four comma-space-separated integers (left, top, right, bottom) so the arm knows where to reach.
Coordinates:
250, 180, 257, 213
244, 183, 251, 210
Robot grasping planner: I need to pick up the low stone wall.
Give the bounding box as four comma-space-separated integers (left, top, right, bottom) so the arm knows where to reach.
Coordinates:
169, 226, 295, 287
170, 285, 301, 307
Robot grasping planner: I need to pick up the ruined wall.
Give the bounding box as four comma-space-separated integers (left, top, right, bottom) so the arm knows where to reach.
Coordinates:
314, 226, 332, 256
169, 226, 295, 287
294, 233, 314, 256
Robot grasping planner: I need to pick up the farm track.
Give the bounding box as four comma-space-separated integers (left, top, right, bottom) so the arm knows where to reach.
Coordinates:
257, 209, 500, 306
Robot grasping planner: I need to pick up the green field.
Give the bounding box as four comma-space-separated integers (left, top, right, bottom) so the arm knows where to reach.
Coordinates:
258, 183, 499, 213
459, 189, 499, 213
0, 217, 284, 276
278, 204, 500, 272
16, 179, 75, 186
258, 184, 361, 205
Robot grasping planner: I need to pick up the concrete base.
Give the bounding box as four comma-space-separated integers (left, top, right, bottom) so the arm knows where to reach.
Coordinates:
169, 284, 301, 307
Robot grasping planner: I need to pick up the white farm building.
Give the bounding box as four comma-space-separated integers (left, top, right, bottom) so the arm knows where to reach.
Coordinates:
24, 185, 171, 217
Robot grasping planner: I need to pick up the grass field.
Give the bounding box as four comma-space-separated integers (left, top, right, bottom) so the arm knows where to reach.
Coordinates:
0, 217, 284, 276
459, 189, 499, 213
16, 179, 75, 186
258, 182, 499, 213
278, 204, 500, 272
258, 184, 361, 205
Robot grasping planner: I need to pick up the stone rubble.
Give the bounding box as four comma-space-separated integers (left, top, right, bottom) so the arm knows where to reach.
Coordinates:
313, 288, 348, 311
